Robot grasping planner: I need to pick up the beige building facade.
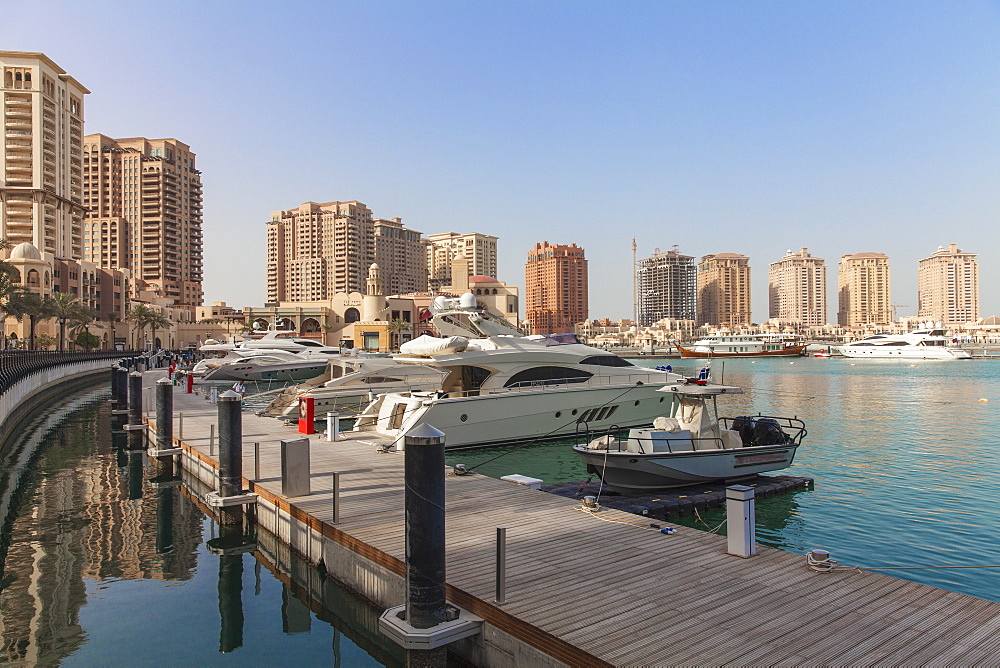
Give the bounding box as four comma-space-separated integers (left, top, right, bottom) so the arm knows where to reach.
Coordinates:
917, 243, 979, 326
82, 134, 204, 307
1, 51, 88, 259
837, 252, 891, 326
266, 200, 425, 304
768, 247, 827, 326
525, 241, 588, 334
697, 253, 751, 327
426, 232, 497, 290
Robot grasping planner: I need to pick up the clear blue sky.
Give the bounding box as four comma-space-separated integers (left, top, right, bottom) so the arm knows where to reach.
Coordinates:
5, 1, 999, 322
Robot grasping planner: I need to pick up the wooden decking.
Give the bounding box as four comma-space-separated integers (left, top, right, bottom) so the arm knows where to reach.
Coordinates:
145, 373, 1000, 666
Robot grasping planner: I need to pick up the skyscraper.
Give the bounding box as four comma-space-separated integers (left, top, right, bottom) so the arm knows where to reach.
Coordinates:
917, 243, 979, 326
82, 135, 204, 307
768, 247, 827, 326
525, 241, 588, 334
697, 253, 751, 327
1, 51, 88, 258
837, 252, 891, 326
426, 232, 498, 289
266, 200, 425, 303
636, 246, 696, 326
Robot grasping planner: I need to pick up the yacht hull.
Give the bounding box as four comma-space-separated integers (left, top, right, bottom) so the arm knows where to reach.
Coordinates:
199, 360, 329, 382
838, 347, 971, 360
355, 384, 678, 449
573, 443, 799, 493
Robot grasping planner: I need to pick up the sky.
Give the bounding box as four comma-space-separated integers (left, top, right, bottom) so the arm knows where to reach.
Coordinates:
4, 0, 999, 322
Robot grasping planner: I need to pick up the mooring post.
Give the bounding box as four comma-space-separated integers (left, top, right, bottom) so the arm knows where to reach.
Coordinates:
495, 526, 507, 604
110, 365, 119, 403
186, 372, 194, 394
726, 485, 757, 558
127, 371, 144, 449
404, 424, 448, 630
210, 424, 216, 456
254, 442, 260, 481
154, 377, 174, 471
218, 390, 244, 527
116, 366, 129, 411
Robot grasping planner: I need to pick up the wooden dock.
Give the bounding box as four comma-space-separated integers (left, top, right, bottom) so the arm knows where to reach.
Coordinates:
143, 372, 1000, 666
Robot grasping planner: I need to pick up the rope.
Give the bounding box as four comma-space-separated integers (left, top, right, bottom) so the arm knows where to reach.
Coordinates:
806, 551, 1000, 574
466, 382, 647, 472
693, 507, 728, 534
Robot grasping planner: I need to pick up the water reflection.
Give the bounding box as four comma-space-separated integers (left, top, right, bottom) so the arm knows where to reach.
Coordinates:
0, 386, 398, 665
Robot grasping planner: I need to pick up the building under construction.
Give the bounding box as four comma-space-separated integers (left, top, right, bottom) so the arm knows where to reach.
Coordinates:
637, 246, 696, 326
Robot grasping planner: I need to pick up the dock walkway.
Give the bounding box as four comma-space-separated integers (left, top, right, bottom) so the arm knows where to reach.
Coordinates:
146, 372, 1000, 666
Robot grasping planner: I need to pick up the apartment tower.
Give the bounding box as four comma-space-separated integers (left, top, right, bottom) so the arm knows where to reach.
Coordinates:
525, 241, 588, 334
837, 252, 891, 326
917, 243, 979, 326
636, 246, 696, 326
426, 232, 498, 289
768, 247, 827, 326
82, 134, 204, 306
266, 200, 424, 304
1, 51, 88, 258
697, 253, 751, 327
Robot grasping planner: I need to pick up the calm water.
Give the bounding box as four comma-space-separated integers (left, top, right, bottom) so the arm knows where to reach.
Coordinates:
0, 386, 401, 666
446, 356, 1000, 602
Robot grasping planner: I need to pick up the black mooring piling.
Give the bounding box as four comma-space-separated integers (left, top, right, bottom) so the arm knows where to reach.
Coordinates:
218, 389, 244, 526
403, 423, 448, 630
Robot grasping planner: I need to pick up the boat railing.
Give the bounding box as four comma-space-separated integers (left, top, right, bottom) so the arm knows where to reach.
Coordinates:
440, 372, 673, 399
719, 414, 808, 445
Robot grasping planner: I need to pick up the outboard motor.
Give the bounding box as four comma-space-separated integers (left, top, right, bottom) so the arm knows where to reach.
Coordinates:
732, 416, 755, 446
753, 418, 786, 446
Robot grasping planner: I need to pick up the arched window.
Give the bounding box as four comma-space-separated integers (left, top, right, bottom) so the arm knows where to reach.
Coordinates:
4, 72, 12, 87
301, 318, 321, 333
252, 318, 270, 331
43, 271, 50, 287
276, 317, 295, 331
26, 269, 39, 286
492, 289, 498, 295
344, 308, 361, 323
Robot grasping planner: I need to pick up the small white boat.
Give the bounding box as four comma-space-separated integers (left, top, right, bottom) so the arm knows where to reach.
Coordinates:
838, 324, 971, 360
573, 383, 807, 493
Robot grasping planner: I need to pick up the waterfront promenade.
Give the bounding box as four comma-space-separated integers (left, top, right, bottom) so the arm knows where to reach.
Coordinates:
144, 371, 1000, 666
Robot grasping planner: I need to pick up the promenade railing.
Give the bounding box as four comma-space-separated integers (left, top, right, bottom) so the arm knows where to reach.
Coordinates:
0, 350, 133, 397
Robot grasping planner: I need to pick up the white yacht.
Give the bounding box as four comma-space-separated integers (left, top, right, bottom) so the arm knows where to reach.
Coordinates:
838, 325, 971, 360
259, 356, 447, 419
348, 294, 686, 449
198, 350, 335, 383
676, 334, 807, 358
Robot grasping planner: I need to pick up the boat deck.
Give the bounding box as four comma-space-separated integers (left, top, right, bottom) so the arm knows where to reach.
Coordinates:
145, 372, 1000, 666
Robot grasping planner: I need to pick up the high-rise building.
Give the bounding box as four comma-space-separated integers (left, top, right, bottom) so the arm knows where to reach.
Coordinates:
525, 241, 588, 334
768, 247, 827, 326
636, 246, 696, 326
374, 217, 425, 295
917, 243, 979, 326
426, 232, 497, 289
266, 200, 424, 303
837, 252, 891, 326
82, 135, 204, 306
1, 51, 88, 258
697, 253, 751, 327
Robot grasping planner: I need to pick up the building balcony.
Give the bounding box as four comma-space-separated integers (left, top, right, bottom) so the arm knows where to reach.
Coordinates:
4, 109, 32, 119
5, 97, 31, 107
4, 119, 32, 129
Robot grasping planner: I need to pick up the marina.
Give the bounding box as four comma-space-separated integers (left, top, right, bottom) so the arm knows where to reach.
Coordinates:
1, 355, 999, 665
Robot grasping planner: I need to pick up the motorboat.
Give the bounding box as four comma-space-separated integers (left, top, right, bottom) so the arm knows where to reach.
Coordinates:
197, 350, 333, 383
838, 325, 971, 360
199, 328, 341, 355
675, 334, 807, 358
573, 383, 807, 493
191, 348, 306, 377
259, 356, 448, 420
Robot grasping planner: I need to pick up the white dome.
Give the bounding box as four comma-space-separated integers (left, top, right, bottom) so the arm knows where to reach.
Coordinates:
459, 292, 477, 308
9, 242, 41, 261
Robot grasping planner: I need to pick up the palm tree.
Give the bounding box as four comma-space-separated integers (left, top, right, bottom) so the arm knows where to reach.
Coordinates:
103, 311, 122, 351
49, 292, 83, 350
147, 311, 172, 350
386, 318, 411, 351
126, 303, 154, 350
5, 289, 55, 349
69, 306, 99, 350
